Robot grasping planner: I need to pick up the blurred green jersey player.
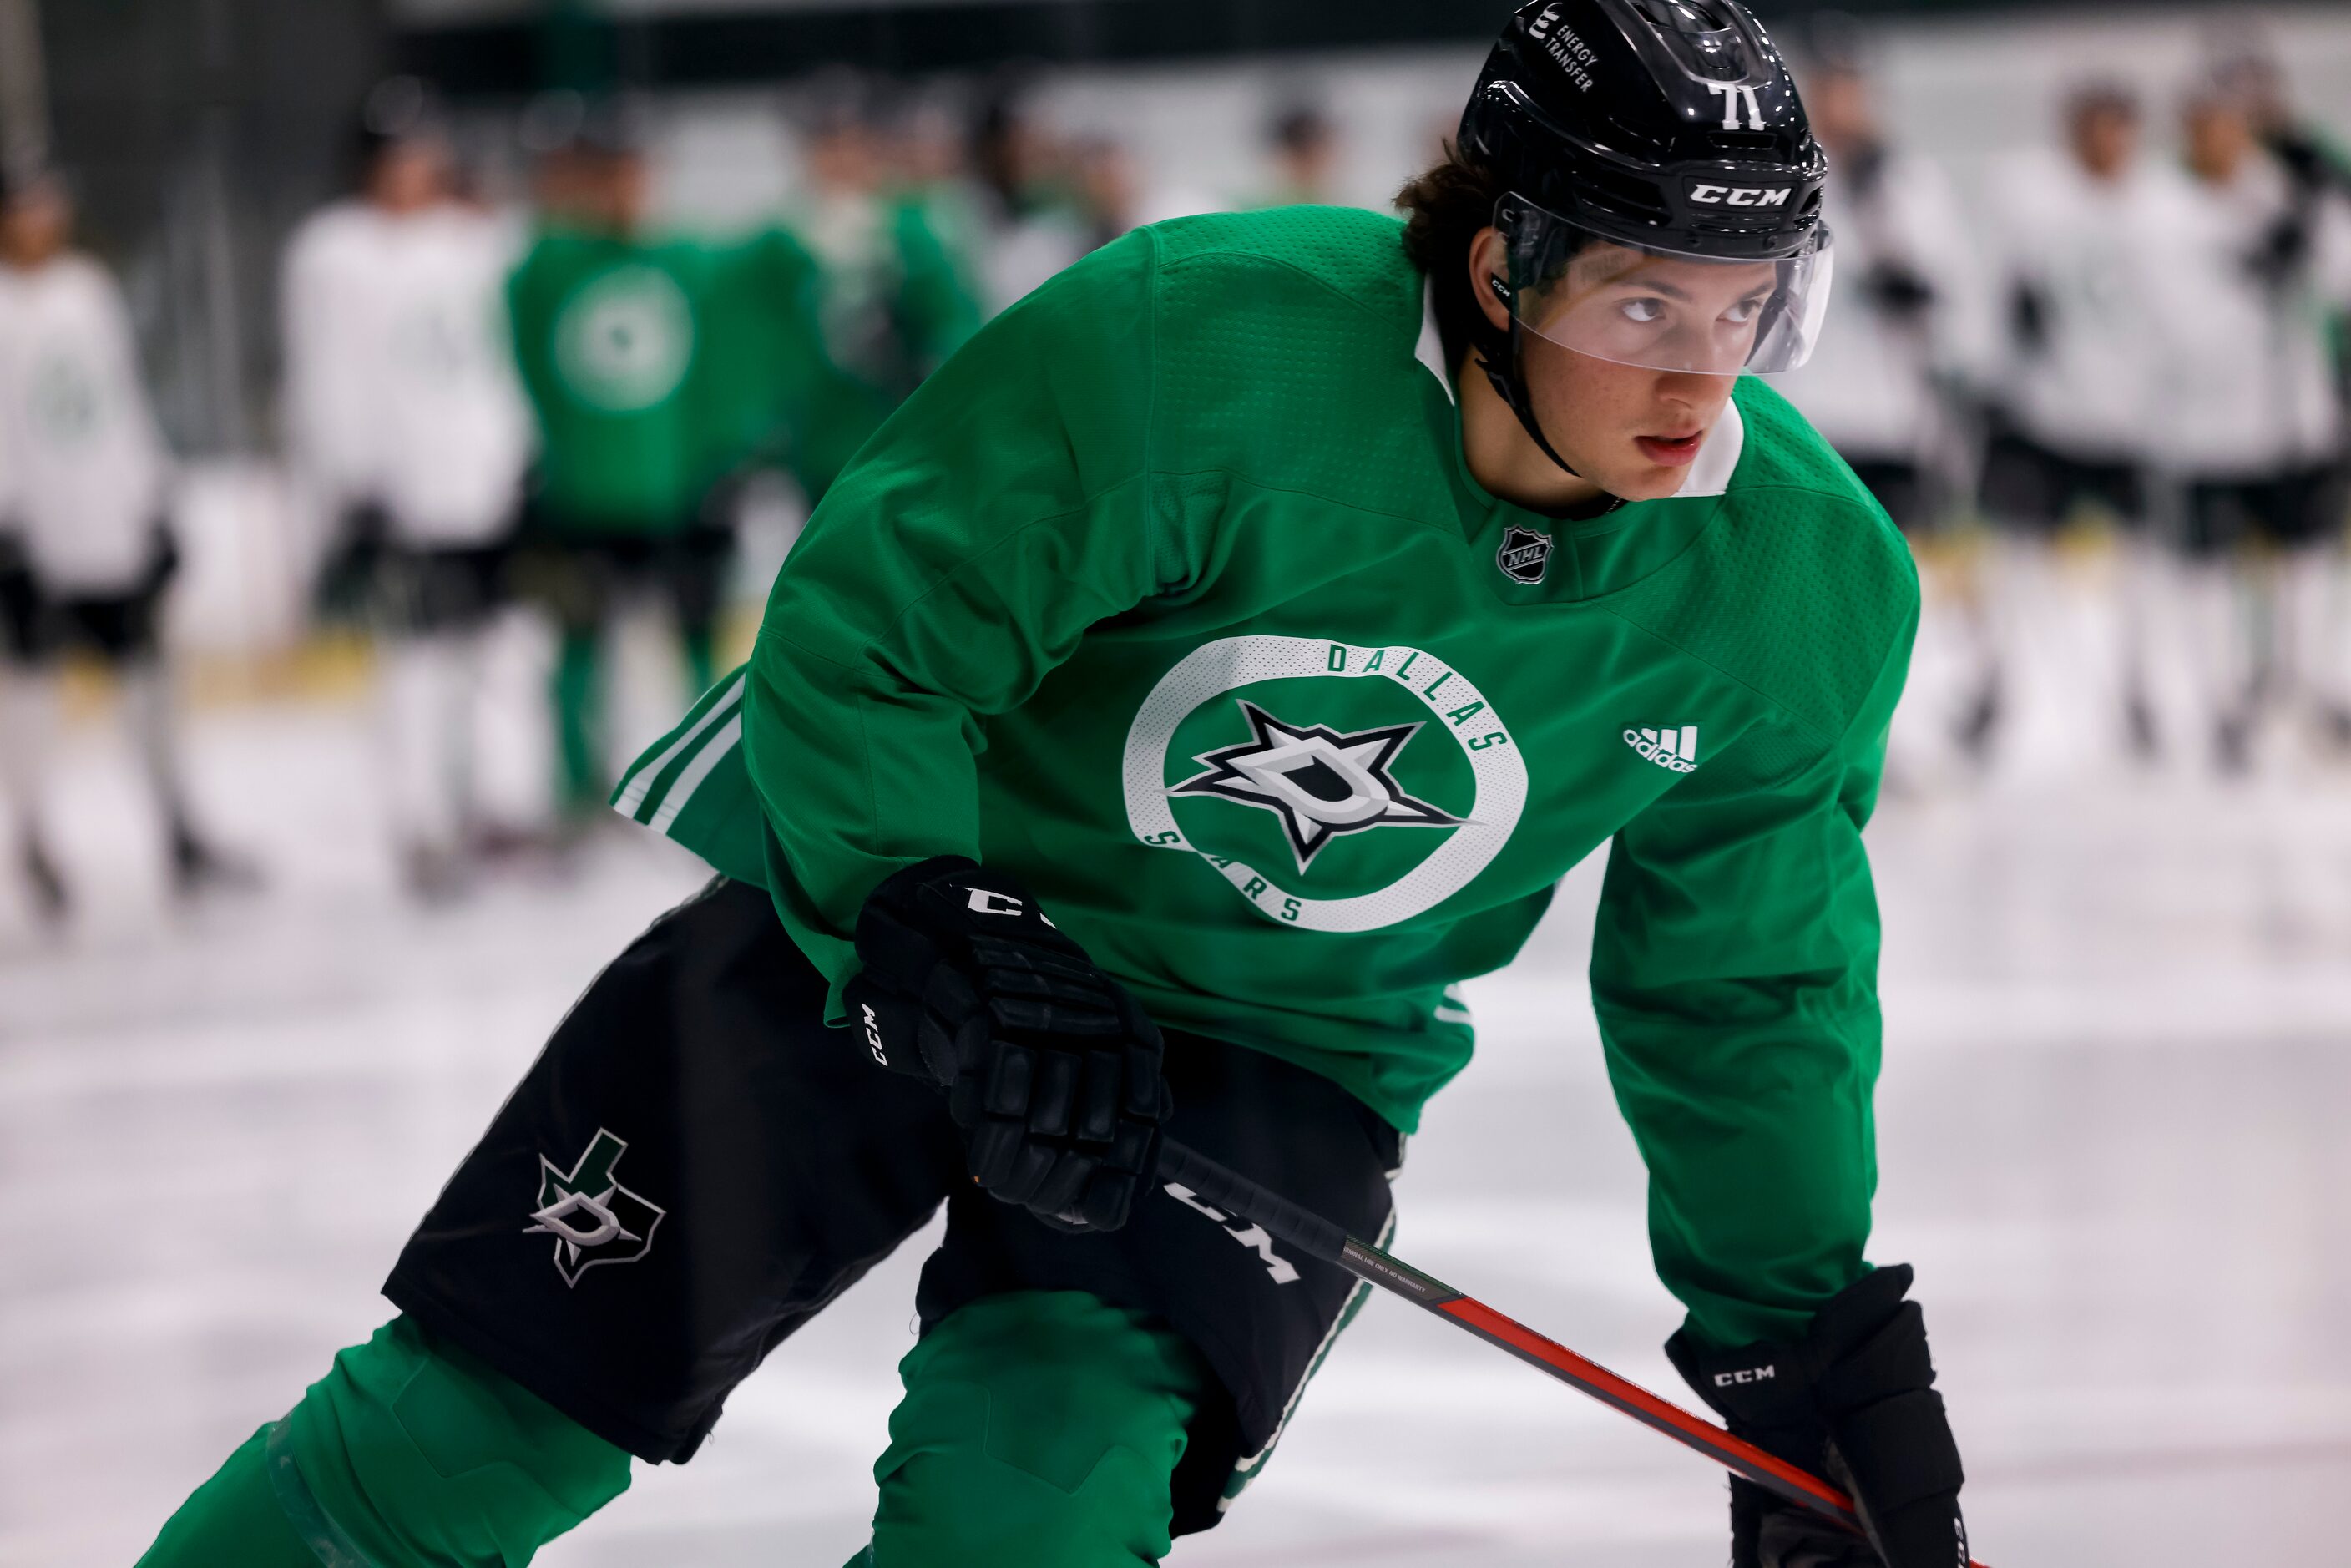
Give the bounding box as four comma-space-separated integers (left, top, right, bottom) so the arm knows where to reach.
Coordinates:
508, 104, 856, 815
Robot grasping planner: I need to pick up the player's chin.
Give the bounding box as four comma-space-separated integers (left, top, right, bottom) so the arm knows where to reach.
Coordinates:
1604, 459, 1691, 503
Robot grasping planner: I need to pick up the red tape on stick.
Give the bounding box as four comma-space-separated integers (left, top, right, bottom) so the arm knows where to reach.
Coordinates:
1150, 1141, 1993, 1568
1436, 1296, 1859, 1521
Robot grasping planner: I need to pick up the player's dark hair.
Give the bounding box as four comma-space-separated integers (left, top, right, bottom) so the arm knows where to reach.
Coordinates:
1394, 140, 1504, 380
1269, 104, 1331, 154
0, 164, 65, 214
2065, 78, 2140, 124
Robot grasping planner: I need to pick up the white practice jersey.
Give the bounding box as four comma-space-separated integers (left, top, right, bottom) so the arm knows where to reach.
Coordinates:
1778, 149, 1984, 468
2155, 156, 2351, 478
794, 189, 908, 382
976, 199, 1090, 319
281, 201, 381, 516
1987, 150, 2182, 463
0, 254, 170, 594
281, 201, 532, 547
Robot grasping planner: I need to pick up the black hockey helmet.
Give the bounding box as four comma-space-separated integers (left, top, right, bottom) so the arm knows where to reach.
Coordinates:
351, 77, 447, 178
1454, 0, 1835, 469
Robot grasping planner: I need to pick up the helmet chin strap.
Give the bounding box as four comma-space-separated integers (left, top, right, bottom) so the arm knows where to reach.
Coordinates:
1477, 273, 1584, 481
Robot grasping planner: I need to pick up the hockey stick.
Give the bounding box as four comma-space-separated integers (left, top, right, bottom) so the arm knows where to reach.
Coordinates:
1155, 1139, 1990, 1568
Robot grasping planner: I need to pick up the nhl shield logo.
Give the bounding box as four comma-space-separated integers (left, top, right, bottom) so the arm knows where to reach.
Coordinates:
1496, 525, 1552, 585
524, 1129, 665, 1287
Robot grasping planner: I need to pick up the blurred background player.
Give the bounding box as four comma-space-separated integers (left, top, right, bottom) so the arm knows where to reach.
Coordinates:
0, 169, 247, 919
887, 89, 993, 324
785, 76, 981, 415
967, 88, 1089, 314
1068, 135, 1144, 251
281, 81, 540, 899
507, 101, 736, 824
1979, 80, 2176, 763
2228, 47, 2351, 755
1778, 36, 1990, 779
1261, 100, 1342, 208
2163, 68, 2351, 771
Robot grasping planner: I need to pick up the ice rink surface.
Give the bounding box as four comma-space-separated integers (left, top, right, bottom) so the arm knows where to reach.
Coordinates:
8, 655, 2351, 1565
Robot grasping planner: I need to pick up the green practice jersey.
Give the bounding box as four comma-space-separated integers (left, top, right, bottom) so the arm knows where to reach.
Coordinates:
613, 206, 1917, 1348
508, 228, 723, 530
700, 226, 887, 504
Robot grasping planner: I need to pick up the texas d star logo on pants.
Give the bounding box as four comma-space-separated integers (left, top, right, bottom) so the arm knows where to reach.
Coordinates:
524, 1129, 665, 1287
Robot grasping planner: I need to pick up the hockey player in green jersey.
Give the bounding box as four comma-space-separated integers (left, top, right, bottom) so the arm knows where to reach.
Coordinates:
508, 109, 852, 816
140, 3, 1968, 1565
508, 111, 730, 814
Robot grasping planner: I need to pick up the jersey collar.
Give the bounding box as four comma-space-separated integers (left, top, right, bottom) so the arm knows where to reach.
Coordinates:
1415, 279, 1745, 504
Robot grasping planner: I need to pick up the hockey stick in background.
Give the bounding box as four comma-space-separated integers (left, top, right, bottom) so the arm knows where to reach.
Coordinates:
1155, 1139, 1992, 1568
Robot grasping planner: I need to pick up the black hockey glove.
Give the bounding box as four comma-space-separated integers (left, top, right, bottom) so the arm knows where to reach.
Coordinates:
2264, 127, 2351, 199
2007, 281, 2050, 357
315, 501, 388, 625
845, 856, 1172, 1232
1862, 262, 1937, 322
2247, 212, 2314, 292
1667, 1266, 1967, 1568
144, 519, 182, 595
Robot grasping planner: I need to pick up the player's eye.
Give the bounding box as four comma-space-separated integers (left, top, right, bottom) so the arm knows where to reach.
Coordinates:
1722, 295, 1771, 326
1618, 297, 1668, 325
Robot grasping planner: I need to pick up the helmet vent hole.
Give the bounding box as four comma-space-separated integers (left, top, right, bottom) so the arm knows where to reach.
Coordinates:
1709, 130, 1779, 153
1576, 165, 1676, 225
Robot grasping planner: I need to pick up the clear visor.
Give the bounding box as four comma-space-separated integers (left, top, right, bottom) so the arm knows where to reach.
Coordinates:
1496, 201, 1835, 376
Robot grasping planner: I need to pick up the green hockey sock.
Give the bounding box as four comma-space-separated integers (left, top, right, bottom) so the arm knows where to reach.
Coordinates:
139, 1317, 630, 1568
281, 1317, 630, 1566
868, 1290, 1211, 1568
554, 631, 606, 813
680, 623, 718, 699
136, 1425, 318, 1568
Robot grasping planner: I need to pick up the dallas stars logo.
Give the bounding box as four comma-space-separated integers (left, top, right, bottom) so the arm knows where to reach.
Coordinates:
1171, 699, 1464, 873
523, 1129, 665, 1288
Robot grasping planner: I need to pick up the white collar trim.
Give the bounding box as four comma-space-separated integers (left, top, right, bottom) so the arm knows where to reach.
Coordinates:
1673, 397, 1744, 499
1414, 279, 1746, 501
1414, 278, 1455, 402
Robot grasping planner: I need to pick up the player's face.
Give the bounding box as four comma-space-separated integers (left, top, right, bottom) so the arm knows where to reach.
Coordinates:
371, 141, 450, 215
1468, 232, 1752, 502
810, 125, 882, 194
1520, 244, 1782, 377
1806, 68, 1878, 157
2184, 100, 2256, 185
2070, 103, 2138, 180
583, 153, 651, 235
0, 182, 70, 267
1519, 330, 1740, 502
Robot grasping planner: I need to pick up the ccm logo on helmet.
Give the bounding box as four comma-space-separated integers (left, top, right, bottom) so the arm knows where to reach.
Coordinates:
1689, 184, 1792, 209
1715, 1365, 1777, 1387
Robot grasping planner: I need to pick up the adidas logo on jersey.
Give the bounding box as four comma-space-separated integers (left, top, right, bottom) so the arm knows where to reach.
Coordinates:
1625, 725, 1700, 774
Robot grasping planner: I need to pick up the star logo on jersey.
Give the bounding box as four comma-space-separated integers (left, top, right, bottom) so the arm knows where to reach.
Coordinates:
1170, 700, 1465, 873
523, 1129, 665, 1288
554, 266, 695, 412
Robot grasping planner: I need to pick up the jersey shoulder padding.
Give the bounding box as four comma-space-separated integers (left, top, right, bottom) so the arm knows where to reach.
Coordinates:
1146, 205, 1422, 316
1610, 377, 1917, 754
1133, 207, 1448, 524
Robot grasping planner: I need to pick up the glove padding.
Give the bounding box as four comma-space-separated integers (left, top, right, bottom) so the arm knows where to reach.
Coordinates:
1862, 262, 1937, 321
2247, 211, 2313, 291
1667, 1266, 1967, 1568
844, 856, 1171, 1232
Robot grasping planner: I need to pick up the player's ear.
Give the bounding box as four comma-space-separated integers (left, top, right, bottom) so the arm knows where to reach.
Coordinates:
1469, 226, 1512, 334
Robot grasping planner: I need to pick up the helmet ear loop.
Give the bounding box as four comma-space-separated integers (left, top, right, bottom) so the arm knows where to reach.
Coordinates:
1476, 268, 1584, 481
